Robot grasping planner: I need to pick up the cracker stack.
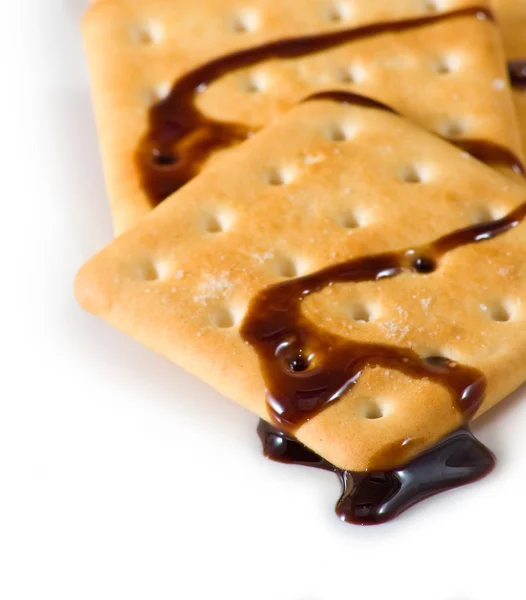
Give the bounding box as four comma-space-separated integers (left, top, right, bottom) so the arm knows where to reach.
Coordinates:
76, 0, 526, 523
83, 0, 522, 233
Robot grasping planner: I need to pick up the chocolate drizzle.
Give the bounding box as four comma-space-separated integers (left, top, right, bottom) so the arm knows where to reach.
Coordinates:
134, 6, 524, 522
508, 60, 526, 89
257, 420, 496, 525
307, 92, 526, 175
454, 139, 526, 176
137, 5, 526, 206
241, 202, 526, 431
305, 90, 396, 113
246, 198, 525, 523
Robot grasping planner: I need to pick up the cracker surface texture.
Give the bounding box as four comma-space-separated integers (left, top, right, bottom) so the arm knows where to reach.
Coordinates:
82, 0, 521, 233
76, 98, 526, 471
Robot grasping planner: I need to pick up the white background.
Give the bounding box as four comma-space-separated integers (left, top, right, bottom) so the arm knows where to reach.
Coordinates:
1, 2, 525, 599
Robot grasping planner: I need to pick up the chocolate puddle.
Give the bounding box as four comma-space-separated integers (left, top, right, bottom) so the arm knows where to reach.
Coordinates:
257, 420, 496, 525
245, 199, 525, 523
134, 13, 525, 521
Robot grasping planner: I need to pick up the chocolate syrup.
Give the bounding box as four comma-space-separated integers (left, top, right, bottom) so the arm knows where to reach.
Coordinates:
241, 201, 526, 430
508, 60, 526, 89
454, 139, 525, 176
246, 198, 524, 523
135, 7, 522, 521
308, 92, 526, 175
257, 420, 496, 525
137, 5, 526, 206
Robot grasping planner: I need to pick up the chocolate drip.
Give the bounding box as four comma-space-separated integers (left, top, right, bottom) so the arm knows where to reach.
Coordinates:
508, 60, 526, 89
304, 90, 397, 113
308, 92, 526, 174
454, 139, 526, 175
138, 6, 515, 206
248, 197, 523, 523
257, 420, 496, 525
241, 202, 526, 430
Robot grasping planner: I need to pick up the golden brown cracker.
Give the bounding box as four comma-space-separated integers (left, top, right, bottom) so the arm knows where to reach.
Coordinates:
82, 0, 521, 233
75, 97, 526, 471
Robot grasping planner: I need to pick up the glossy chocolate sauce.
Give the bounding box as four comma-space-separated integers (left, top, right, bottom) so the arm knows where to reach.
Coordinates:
508, 60, 526, 89
308, 92, 526, 175
257, 420, 496, 525
245, 203, 525, 523
137, 8, 522, 522
454, 139, 525, 176
137, 5, 526, 206
241, 201, 526, 430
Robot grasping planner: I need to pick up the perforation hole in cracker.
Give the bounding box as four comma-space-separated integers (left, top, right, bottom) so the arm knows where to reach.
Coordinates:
411, 255, 437, 274
334, 63, 366, 84
481, 301, 513, 323
470, 205, 498, 224
345, 301, 375, 323
228, 9, 260, 34
325, 121, 356, 142
359, 399, 388, 420
422, 0, 441, 13
201, 210, 234, 234
338, 210, 361, 229
424, 353, 453, 367
129, 21, 163, 45
142, 82, 171, 105
265, 165, 297, 185
134, 260, 162, 281
209, 305, 237, 328
399, 164, 428, 183
240, 72, 267, 93
431, 54, 459, 74
439, 118, 470, 138
272, 255, 302, 278
325, 2, 353, 24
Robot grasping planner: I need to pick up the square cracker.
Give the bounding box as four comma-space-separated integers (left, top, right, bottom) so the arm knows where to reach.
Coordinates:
75, 95, 526, 471
83, 0, 522, 233
492, 0, 526, 153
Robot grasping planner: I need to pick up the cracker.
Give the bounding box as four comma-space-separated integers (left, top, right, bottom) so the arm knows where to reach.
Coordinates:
75, 95, 526, 472
492, 0, 526, 154
82, 0, 522, 233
